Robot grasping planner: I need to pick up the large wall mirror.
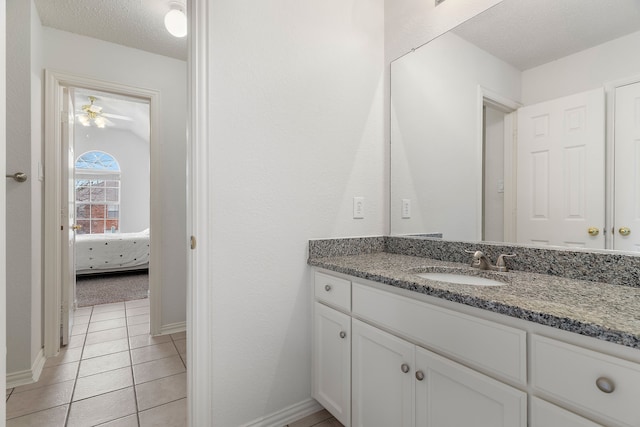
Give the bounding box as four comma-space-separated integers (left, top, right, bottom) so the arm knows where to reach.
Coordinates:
390, 0, 640, 252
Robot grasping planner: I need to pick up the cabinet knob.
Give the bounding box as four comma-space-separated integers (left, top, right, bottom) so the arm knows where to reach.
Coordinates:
400, 363, 410, 374
324, 284, 332, 292
619, 227, 631, 236
595, 377, 615, 393
587, 227, 599, 236
339, 331, 346, 339
415, 370, 425, 381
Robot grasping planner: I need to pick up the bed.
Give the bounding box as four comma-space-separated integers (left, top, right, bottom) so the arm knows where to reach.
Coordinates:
75, 229, 150, 275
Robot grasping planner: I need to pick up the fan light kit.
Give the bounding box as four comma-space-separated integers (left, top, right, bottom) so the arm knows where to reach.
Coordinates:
79, 96, 107, 128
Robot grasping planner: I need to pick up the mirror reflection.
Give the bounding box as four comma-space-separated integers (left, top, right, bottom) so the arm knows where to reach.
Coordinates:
390, 0, 640, 251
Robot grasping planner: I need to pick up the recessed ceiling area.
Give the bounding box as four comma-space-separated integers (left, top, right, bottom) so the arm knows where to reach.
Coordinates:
452, 0, 640, 70
34, 0, 187, 61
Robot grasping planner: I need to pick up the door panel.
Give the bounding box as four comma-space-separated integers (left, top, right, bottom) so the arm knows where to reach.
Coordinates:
517, 88, 605, 248
614, 81, 640, 251
352, 319, 414, 427
415, 346, 526, 427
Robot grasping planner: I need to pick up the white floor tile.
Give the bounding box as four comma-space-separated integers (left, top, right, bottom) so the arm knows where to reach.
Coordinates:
126, 314, 149, 326
73, 367, 133, 401
67, 387, 136, 427
131, 342, 178, 365
129, 333, 172, 350
126, 306, 150, 317
6, 380, 74, 419
91, 302, 126, 314
139, 398, 186, 427
91, 310, 126, 322
88, 317, 127, 333
82, 338, 130, 359
125, 299, 149, 309
78, 351, 131, 378
133, 355, 185, 385
6, 404, 68, 427
85, 327, 128, 346
127, 323, 150, 337
135, 373, 186, 411
96, 414, 139, 426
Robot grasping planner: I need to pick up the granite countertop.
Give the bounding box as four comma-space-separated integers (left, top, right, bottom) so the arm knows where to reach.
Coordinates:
308, 252, 640, 349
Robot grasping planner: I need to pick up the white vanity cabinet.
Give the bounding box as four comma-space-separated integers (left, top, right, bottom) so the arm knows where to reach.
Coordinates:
351, 318, 526, 427
312, 268, 640, 427
312, 272, 352, 426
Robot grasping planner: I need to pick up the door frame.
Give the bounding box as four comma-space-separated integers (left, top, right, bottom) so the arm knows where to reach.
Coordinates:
187, 0, 214, 423
605, 74, 640, 250
43, 70, 161, 356
476, 86, 520, 242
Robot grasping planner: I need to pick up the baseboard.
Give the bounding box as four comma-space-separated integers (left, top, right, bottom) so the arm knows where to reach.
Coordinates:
158, 321, 186, 336
242, 398, 323, 427
6, 348, 46, 389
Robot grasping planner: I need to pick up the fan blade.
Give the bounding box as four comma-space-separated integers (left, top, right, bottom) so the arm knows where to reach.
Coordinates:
102, 113, 134, 121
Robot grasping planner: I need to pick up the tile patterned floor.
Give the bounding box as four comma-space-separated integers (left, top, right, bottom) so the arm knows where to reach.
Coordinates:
286, 409, 343, 427
5, 299, 187, 426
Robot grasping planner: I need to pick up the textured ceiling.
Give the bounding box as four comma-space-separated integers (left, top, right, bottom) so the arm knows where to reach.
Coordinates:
34, 0, 187, 61
453, 0, 640, 71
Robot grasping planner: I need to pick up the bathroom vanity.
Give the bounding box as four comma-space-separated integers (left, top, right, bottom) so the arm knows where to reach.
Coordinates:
309, 237, 640, 427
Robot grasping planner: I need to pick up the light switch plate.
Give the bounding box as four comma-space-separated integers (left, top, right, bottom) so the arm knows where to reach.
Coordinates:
353, 197, 364, 219
401, 199, 411, 218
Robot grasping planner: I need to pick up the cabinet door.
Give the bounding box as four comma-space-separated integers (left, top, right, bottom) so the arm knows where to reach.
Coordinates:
313, 302, 351, 426
531, 397, 602, 427
415, 346, 526, 427
352, 319, 414, 427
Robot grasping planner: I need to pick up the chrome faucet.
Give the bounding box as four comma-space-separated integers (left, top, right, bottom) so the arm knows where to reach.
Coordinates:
464, 250, 516, 272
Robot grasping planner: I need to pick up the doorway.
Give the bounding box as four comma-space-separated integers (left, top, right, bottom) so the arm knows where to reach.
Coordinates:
43, 71, 162, 357
71, 88, 151, 308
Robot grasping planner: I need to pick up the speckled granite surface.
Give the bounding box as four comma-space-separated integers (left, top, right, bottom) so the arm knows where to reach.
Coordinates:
308, 237, 640, 349
309, 236, 640, 287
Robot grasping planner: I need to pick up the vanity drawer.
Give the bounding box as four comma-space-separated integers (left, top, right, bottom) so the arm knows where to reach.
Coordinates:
352, 283, 526, 385
314, 272, 351, 311
531, 334, 640, 427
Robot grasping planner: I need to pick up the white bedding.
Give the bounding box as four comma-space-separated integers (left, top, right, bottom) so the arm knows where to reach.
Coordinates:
75, 230, 150, 274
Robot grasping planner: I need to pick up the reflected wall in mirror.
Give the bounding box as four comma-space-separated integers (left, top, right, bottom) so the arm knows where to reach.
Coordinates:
390, 0, 640, 252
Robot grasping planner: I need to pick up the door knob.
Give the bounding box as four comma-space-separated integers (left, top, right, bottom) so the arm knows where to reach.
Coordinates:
619, 227, 631, 236
587, 227, 599, 236
71, 224, 82, 230
400, 363, 410, 374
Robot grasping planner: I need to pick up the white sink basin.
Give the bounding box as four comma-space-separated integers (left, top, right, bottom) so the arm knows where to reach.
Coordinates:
416, 272, 505, 287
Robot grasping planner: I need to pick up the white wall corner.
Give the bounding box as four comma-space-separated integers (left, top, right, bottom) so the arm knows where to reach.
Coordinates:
6, 348, 45, 389
240, 399, 323, 427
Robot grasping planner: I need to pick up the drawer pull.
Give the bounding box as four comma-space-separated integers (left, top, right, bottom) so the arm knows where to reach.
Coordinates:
595, 377, 615, 393
339, 331, 346, 339
324, 284, 332, 292
401, 363, 410, 374
415, 370, 425, 381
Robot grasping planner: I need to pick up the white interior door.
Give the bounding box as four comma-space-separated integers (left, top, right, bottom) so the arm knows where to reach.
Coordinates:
517, 88, 605, 248
61, 87, 76, 345
614, 81, 640, 252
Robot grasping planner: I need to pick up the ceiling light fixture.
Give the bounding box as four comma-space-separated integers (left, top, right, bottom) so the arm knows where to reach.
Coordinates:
79, 96, 107, 128
164, 2, 187, 38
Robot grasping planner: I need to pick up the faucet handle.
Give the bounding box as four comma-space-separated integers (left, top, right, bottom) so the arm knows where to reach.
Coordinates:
495, 254, 516, 271
464, 250, 484, 267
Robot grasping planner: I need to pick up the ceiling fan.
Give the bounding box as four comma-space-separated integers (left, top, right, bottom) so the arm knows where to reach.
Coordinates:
77, 96, 133, 128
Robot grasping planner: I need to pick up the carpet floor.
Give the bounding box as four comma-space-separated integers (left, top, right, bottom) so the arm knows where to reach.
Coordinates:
76, 271, 149, 307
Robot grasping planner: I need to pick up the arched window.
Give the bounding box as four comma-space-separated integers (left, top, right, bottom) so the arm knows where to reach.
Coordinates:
75, 151, 121, 234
